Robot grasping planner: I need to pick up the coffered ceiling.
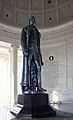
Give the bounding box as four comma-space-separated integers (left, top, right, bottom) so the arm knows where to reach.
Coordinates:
0, 0, 73, 28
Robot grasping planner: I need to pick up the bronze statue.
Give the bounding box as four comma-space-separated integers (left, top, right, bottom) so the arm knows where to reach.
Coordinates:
21, 16, 45, 93
10, 16, 56, 118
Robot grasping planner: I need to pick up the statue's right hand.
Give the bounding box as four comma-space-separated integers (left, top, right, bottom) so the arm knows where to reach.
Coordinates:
24, 52, 28, 56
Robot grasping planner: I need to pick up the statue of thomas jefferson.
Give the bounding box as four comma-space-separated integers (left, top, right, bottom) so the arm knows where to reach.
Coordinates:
21, 16, 45, 93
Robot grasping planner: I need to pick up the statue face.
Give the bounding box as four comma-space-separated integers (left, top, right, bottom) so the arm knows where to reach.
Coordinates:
29, 16, 36, 26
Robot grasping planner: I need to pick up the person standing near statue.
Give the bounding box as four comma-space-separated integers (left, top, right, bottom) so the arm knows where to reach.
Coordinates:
21, 16, 44, 93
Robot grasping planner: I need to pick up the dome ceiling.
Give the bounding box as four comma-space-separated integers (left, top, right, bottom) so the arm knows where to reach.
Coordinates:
0, 0, 73, 28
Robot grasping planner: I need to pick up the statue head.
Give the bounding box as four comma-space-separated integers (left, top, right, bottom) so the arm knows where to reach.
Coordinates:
28, 16, 36, 26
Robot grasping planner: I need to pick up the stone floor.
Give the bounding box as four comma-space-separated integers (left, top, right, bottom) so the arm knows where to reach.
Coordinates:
11, 116, 73, 120
53, 103, 73, 117
1, 103, 73, 120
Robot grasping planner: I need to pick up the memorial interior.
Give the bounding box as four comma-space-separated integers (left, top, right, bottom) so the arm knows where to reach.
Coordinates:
0, 0, 73, 119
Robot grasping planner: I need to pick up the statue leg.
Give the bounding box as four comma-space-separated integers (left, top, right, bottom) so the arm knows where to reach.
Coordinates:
34, 60, 41, 92
37, 65, 41, 88
37, 62, 46, 92
31, 58, 38, 90
28, 53, 33, 90
35, 53, 46, 92
35, 54, 41, 89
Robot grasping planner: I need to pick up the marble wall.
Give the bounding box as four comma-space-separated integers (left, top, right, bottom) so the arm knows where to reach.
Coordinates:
41, 42, 66, 91
40, 21, 73, 103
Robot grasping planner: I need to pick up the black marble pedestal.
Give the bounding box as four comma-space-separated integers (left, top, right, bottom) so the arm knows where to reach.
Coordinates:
11, 93, 56, 118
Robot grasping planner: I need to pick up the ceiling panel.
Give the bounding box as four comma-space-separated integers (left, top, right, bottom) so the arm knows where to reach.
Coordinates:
31, 13, 42, 27
59, 4, 71, 22
30, 0, 42, 10
2, 0, 15, 6
44, 0, 56, 9
71, 1, 73, 16
17, 0, 28, 10
16, 11, 28, 27
1, 5, 14, 24
0, 0, 72, 28
44, 10, 58, 27
57, 0, 69, 5
0, 0, 2, 3
0, 4, 2, 17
